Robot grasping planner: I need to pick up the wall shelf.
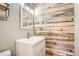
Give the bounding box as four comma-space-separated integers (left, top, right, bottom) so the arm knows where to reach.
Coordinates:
0, 3, 9, 21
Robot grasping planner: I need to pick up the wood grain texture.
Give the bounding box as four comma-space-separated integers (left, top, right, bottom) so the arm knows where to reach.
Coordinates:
35, 3, 74, 56
46, 48, 74, 56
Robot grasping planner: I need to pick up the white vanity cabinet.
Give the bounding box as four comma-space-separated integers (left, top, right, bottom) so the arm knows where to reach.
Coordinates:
33, 40, 45, 56
16, 36, 45, 56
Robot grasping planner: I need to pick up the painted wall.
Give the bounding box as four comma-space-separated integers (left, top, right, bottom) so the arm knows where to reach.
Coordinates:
0, 3, 27, 55
75, 4, 79, 56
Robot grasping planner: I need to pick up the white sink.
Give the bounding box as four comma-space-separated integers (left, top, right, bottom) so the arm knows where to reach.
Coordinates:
16, 36, 45, 56
16, 36, 45, 47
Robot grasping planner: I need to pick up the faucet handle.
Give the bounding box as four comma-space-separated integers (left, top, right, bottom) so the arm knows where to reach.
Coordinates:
26, 32, 30, 38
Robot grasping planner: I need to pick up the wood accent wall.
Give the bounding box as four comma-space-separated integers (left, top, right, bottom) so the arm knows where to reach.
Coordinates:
34, 3, 74, 56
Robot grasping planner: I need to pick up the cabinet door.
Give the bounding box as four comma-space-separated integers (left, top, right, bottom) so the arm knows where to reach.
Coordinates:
33, 40, 45, 56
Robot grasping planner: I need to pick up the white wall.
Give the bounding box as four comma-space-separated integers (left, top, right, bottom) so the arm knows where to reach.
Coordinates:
0, 3, 27, 55
75, 4, 79, 56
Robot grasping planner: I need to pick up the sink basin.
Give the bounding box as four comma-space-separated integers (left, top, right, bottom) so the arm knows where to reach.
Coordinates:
16, 36, 45, 47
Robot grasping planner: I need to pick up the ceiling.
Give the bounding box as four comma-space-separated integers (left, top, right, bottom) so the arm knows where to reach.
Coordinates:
24, 3, 69, 10
24, 3, 59, 9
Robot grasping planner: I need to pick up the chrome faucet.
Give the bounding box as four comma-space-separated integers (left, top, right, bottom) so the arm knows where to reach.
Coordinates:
26, 32, 32, 38
27, 32, 30, 38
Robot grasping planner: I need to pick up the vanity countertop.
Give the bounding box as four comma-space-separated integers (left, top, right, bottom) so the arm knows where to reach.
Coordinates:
16, 36, 45, 47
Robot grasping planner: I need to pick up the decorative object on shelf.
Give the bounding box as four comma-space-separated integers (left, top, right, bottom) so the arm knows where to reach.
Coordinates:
0, 3, 9, 21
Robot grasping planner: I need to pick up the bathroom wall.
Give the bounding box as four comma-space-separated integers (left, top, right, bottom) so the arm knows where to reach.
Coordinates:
75, 4, 79, 56
0, 3, 27, 55
34, 3, 74, 56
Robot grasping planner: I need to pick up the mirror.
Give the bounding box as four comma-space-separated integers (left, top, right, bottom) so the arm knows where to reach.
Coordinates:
20, 3, 39, 35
